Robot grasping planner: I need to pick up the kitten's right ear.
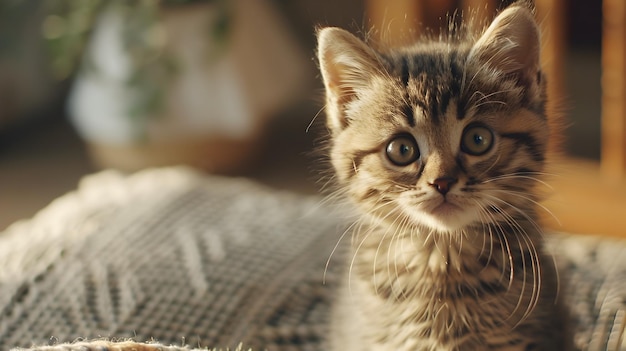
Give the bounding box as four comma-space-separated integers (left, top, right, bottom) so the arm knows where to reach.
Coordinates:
317, 27, 384, 133
467, 4, 540, 83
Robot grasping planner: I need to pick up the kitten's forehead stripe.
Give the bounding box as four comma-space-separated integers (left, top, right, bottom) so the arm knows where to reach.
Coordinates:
400, 56, 410, 87
398, 56, 416, 127
447, 53, 465, 120
387, 51, 466, 125
402, 104, 415, 127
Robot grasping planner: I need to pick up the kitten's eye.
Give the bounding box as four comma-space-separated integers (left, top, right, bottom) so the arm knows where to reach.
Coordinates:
461, 124, 494, 156
386, 135, 420, 166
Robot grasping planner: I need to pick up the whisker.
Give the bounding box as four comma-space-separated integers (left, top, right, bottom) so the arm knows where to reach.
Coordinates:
348, 216, 373, 297
507, 216, 540, 326
476, 153, 502, 180
480, 173, 555, 191
324, 225, 354, 284
485, 170, 558, 179
391, 213, 413, 300
372, 206, 406, 299
474, 100, 508, 109
489, 189, 562, 227
485, 194, 544, 236
481, 201, 515, 289
472, 200, 497, 272
306, 103, 327, 133
485, 202, 530, 322
484, 196, 542, 326
473, 88, 518, 104
342, 190, 405, 295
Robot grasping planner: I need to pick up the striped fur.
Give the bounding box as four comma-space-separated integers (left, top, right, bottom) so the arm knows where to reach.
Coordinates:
317, 2, 566, 351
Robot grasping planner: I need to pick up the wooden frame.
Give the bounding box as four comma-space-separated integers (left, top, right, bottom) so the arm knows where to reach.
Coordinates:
602, 0, 626, 179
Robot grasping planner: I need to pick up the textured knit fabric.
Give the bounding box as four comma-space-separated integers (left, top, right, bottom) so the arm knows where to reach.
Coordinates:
8, 340, 249, 351
0, 168, 624, 351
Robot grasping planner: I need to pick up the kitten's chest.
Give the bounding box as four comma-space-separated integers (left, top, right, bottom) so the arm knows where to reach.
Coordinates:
354, 232, 504, 300
346, 232, 535, 350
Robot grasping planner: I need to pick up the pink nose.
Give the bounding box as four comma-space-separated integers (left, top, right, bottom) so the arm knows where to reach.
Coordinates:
429, 177, 457, 195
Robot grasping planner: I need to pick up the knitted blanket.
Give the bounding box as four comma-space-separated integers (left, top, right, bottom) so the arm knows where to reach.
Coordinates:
0, 168, 624, 351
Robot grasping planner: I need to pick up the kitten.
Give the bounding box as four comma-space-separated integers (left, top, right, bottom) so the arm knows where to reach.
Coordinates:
317, 2, 566, 351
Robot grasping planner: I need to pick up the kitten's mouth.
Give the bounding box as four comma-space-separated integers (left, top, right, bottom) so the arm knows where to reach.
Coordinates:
429, 200, 462, 218
403, 197, 473, 232
420, 199, 472, 231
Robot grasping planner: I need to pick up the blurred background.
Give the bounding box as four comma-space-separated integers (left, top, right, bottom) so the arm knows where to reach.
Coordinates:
0, 0, 608, 231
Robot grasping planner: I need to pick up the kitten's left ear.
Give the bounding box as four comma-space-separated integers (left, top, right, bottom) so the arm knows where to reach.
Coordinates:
468, 4, 540, 83
317, 27, 385, 133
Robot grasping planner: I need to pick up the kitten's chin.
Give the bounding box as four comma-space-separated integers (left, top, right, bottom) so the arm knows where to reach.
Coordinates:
405, 200, 476, 233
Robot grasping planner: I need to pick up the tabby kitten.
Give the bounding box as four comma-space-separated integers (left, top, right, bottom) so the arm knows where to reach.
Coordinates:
317, 2, 565, 351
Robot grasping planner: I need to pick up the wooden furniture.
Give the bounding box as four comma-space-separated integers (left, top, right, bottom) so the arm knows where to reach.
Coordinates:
543, 158, 626, 238
602, 0, 626, 178
365, 0, 626, 238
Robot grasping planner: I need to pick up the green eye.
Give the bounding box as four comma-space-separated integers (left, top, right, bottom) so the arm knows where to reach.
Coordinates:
461, 124, 494, 156
386, 135, 420, 166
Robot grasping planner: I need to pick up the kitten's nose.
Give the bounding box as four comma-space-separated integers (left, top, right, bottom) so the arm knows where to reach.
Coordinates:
429, 177, 457, 195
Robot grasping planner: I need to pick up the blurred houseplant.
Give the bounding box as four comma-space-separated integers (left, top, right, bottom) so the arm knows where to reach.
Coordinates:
44, 0, 311, 172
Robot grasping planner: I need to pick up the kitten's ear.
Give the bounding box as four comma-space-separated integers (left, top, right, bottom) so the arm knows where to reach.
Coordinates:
468, 4, 540, 82
317, 27, 384, 133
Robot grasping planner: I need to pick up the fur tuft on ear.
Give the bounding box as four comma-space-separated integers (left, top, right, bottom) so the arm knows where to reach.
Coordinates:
468, 3, 540, 82
317, 27, 384, 133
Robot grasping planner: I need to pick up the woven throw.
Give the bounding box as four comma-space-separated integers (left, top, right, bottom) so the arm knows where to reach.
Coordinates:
9, 340, 250, 351
0, 167, 624, 351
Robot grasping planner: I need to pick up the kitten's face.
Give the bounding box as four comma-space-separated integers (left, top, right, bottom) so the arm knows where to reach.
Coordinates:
318, 5, 548, 233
